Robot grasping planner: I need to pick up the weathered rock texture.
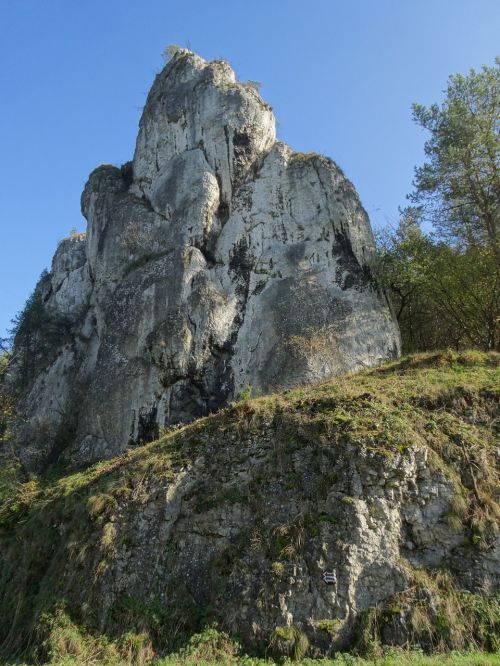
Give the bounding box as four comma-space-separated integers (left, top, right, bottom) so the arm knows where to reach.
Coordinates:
12, 48, 400, 468
1, 354, 498, 659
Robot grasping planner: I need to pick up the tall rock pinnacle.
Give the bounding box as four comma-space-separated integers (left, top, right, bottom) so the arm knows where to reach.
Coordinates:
12, 49, 400, 468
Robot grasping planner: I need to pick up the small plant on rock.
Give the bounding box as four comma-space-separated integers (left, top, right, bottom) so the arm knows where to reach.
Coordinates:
269, 624, 309, 661
235, 383, 253, 402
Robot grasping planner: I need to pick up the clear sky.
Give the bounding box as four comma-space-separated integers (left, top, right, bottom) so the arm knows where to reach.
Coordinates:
1, 0, 499, 338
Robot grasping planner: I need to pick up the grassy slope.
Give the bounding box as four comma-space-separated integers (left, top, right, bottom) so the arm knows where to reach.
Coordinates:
3, 350, 498, 544
1, 350, 499, 665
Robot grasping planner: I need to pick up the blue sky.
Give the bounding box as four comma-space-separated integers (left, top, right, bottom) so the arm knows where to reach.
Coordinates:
1, 0, 499, 338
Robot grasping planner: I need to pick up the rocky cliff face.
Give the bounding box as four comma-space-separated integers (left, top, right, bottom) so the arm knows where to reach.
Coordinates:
1, 353, 498, 660
12, 48, 399, 469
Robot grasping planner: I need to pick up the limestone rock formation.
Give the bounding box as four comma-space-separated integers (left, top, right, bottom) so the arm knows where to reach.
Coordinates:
1, 353, 498, 659
12, 48, 400, 468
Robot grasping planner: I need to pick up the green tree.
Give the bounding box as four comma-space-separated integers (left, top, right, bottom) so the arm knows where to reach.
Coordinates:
424, 243, 498, 350
410, 58, 500, 265
10, 274, 71, 389
375, 211, 433, 351
378, 58, 499, 352
0, 351, 15, 445
377, 212, 498, 352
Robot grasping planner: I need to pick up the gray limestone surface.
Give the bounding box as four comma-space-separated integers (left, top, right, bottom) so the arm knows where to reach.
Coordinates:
12, 48, 400, 467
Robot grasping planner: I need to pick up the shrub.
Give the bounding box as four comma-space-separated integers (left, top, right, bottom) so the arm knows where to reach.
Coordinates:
176, 626, 240, 662
269, 625, 309, 661
235, 384, 253, 402
246, 80, 262, 93
162, 44, 184, 62
355, 569, 500, 655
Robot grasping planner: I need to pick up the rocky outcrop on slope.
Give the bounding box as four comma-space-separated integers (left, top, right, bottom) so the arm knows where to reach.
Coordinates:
1, 353, 498, 660
11, 48, 399, 469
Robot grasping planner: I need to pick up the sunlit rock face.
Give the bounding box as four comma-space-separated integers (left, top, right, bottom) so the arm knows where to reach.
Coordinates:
12, 48, 400, 467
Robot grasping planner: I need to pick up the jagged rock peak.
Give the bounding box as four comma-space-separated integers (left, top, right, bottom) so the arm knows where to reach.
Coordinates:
11, 49, 400, 468
132, 48, 276, 205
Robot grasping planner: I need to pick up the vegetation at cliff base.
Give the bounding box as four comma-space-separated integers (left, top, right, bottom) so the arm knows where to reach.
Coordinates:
18, 613, 500, 664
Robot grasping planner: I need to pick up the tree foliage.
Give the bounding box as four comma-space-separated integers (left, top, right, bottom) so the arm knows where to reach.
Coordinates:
376, 213, 498, 351
9, 274, 71, 389
0, 352, 16, 446
410, 58, 499, 264
378, 58, 499, 352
